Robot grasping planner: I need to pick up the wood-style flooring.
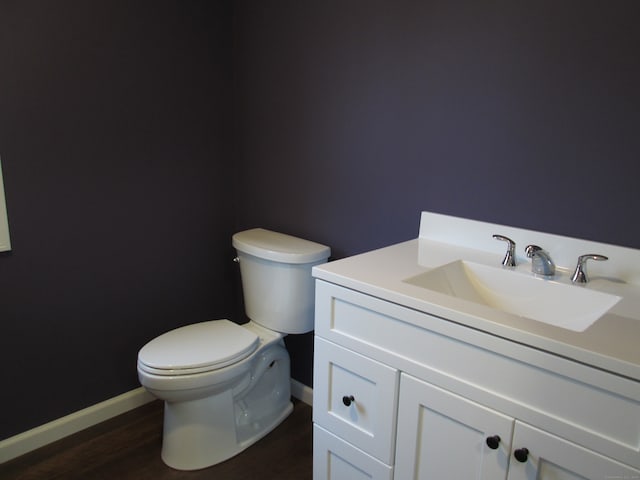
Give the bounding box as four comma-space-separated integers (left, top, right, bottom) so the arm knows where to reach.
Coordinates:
1, 399, 313, 480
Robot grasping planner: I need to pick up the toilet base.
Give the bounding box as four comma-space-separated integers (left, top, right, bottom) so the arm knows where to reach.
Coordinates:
161, 394, 293, 470
159, 341, 293, 470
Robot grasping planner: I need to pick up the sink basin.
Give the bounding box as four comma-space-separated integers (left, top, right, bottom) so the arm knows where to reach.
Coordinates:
404, 260, 620, 332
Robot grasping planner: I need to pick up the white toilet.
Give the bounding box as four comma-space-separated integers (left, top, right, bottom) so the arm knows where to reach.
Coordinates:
137, 228, 330, 470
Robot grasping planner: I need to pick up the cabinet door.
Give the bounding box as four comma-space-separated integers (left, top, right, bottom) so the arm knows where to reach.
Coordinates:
313, 338, 399, 464
314, 425, 393, 480
507, 422, 640, 480
395, 374, 514, 480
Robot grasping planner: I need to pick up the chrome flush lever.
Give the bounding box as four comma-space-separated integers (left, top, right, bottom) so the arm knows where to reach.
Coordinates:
493, 234, 516, 267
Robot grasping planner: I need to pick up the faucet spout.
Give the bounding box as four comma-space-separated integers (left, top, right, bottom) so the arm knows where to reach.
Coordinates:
525, 245, 556, 277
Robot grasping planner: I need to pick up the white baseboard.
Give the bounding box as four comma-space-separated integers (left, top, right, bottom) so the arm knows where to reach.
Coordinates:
1, 378, 313, 464
0, 387, 155, 464
290, 378, 313, 406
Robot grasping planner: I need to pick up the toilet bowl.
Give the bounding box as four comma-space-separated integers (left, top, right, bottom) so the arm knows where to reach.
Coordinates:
138, 320, 292, 470
137, 229, 330, 470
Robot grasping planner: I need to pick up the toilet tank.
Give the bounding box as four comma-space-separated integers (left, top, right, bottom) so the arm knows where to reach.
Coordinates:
232, 228, 331, 334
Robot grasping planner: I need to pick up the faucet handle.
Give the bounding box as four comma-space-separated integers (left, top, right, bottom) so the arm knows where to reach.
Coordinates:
571, 254, 608, 283
493, 234, 516, 267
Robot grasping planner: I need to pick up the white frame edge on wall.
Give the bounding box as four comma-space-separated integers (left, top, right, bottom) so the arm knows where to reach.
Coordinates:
0, 156, 11, 251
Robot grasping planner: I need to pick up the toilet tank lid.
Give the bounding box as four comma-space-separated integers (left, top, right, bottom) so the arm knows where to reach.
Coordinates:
233, 228, 330, 264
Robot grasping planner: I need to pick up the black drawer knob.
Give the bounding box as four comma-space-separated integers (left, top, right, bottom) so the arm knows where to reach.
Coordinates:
486, 435, 501, 450
342, 395, 355, 407
514, 448, 529, 463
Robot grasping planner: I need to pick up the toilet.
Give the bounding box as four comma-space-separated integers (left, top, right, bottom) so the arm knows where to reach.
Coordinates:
137, 228, 330, 470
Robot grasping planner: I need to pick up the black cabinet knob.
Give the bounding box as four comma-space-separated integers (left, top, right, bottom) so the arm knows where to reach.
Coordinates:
485, 435, 501, 450
514, 448, 529, 463
342, 395, 355, 406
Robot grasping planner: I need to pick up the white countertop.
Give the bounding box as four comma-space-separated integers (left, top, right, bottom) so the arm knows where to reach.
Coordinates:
313, 213, 640, 381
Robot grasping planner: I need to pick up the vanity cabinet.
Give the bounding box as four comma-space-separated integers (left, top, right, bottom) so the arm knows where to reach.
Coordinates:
396, 374, 639, 480
312, 280, 640, 480
395, 374, 513, 479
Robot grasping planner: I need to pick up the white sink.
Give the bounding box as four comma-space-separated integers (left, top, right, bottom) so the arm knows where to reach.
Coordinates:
404, 260, 621, 332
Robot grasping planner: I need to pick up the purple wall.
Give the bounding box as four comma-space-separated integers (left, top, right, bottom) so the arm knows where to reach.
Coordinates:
1, 1, 639, 440
233, 1, 640, 385
234, 1, 640, 253
0, 2, 235, 439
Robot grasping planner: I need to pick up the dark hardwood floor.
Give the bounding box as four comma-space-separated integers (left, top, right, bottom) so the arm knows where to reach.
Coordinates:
1, 399, 313, 480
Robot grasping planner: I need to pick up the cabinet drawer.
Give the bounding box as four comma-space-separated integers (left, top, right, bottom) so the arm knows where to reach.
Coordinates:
313, 337, 399, 464
313, 425, 393, 480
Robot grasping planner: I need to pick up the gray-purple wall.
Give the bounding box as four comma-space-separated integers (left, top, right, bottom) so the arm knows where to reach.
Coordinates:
0, 1, 235, 440
1, 1, 639, 440
234, 1, 639, 254
233, 1, 640, 386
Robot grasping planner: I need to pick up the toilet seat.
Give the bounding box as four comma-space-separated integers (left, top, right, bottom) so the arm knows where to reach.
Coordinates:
137, 319, 259, 376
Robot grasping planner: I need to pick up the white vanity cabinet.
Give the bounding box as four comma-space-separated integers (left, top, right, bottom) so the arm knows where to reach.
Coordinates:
312, 280, 640, 480
394, 374, 513, 479
396, 374, 639, 480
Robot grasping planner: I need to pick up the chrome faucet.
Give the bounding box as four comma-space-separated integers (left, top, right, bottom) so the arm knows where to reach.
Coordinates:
493, 234, 516, 267
571, 254, 608, 283
525, 245, 556, 276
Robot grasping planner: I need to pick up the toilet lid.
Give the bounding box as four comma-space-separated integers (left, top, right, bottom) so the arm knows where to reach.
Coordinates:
138, 319, 259, 375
